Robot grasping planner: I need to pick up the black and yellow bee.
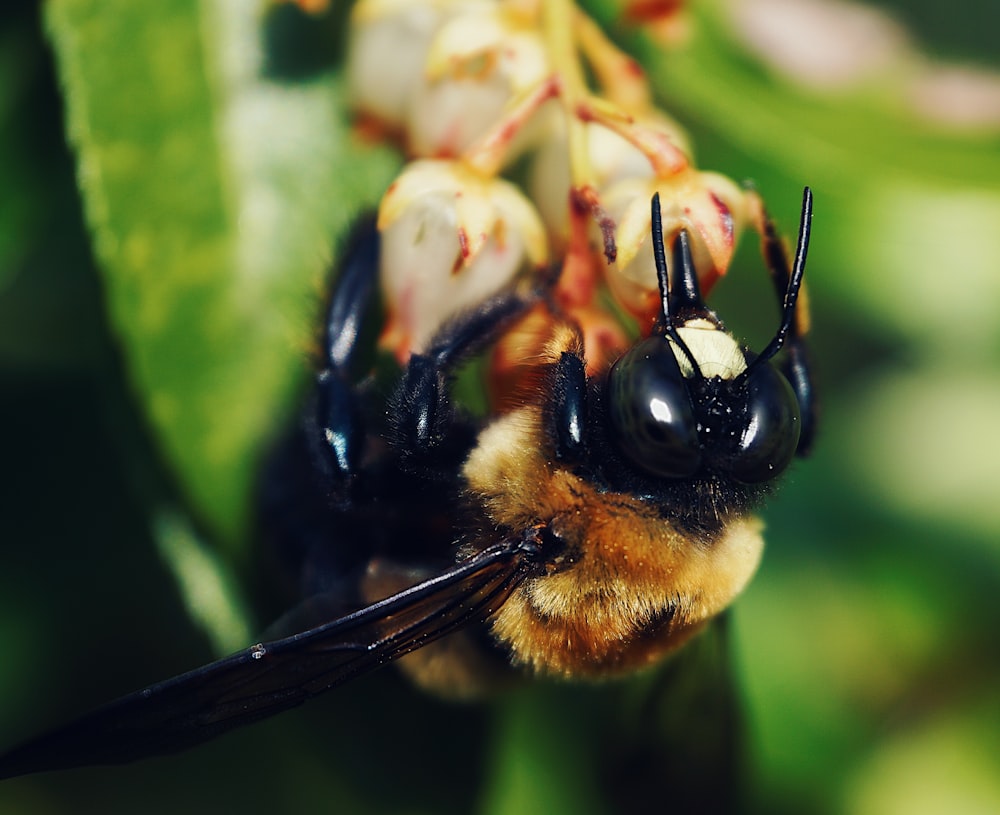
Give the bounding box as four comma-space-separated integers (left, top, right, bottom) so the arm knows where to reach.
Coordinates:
0, 188, 814, 779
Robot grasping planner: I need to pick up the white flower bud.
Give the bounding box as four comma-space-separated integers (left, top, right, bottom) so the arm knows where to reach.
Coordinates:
602, 171, 748, 320
406, 6, 549, 158
347, 0, 480, 129
378, 159, 548, 359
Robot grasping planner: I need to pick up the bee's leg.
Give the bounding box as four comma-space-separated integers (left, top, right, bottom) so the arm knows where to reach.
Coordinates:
749, 192, 817, 455
390, 291, 535, 475
551, 340, 588, 463
259, 215, 381, 595
265, 212, 380, 500
307, 213, 381, 492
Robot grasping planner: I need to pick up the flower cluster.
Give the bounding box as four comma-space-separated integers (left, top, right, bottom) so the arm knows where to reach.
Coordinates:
346, 0, 755, 367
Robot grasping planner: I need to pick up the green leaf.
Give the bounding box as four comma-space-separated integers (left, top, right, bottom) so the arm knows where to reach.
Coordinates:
45, 0, 399, 549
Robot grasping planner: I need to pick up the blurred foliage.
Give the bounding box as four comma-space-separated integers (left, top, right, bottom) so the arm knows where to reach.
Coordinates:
0, 0, 998, 813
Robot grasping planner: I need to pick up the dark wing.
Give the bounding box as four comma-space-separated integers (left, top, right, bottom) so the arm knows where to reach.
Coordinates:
0, 537, 540, 779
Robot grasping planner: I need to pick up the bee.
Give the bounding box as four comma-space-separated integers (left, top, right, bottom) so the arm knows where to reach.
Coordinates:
0, 187, 814, 780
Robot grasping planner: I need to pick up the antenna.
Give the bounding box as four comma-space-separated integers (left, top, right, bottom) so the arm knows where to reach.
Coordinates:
650, 193, 702, 377
749, 186, 813, 367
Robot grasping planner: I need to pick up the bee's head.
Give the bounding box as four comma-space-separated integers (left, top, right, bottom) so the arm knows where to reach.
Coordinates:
606, 193, 811, 485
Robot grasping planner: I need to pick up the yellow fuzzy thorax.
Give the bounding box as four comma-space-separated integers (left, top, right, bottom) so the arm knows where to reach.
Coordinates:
463, 406, 764, 678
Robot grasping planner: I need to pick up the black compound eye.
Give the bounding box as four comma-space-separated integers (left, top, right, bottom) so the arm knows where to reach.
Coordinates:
732, 362, 801, 483
608, 337, 702, 479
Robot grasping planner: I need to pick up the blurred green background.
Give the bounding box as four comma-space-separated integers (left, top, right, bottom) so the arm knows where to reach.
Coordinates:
0, 0, 997, 812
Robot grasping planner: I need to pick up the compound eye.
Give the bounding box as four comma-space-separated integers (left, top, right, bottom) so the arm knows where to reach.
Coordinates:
732, 362, 801, 483
608, 338, 702, 478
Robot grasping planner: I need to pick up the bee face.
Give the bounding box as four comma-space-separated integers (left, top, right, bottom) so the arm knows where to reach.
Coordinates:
605, 220, 804, 490
607, 326, 801, 485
